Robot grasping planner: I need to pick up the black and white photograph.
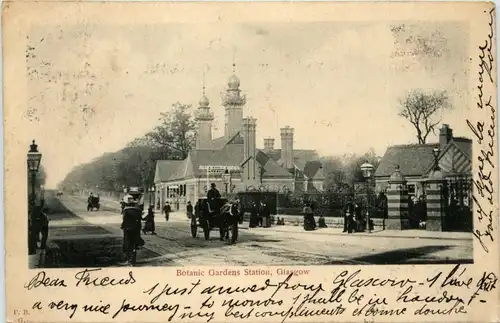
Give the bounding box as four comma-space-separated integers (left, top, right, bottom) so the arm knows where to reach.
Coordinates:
22, 15, 478, 269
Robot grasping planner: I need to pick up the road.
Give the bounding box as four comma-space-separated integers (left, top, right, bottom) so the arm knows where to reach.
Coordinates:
45, 194, 473, 267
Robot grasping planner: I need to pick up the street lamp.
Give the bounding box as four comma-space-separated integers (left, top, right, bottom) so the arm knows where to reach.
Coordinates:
222, 169, 231, 197
27, 140, 42, 255
149, 186, 155, 206
432, 147, 440, 170
360, 161, 374, 234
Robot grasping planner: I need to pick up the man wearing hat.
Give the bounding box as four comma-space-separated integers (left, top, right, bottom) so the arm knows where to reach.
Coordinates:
206, 183, 221, 213
121, 194, 143, 259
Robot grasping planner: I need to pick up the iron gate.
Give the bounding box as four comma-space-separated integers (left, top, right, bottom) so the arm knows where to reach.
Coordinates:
442, 177, 473, 232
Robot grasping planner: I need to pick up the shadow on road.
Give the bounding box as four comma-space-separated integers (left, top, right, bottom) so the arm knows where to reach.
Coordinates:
43, 193, 161, 268
344, 245, 473, 265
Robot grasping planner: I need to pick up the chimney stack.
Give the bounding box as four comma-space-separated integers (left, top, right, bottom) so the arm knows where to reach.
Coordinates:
439, 124, 453, 148
264, 138, 275, 151
280, 126, 294, 170
242, 117, 257, 182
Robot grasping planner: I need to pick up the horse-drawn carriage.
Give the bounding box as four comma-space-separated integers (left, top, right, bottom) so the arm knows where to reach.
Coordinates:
87, 195, 100, 211
190, 198, 242, 244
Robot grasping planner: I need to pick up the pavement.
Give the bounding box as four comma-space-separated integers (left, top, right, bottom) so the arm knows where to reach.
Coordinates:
40, 194, 473, 268
97, 194, 471, 241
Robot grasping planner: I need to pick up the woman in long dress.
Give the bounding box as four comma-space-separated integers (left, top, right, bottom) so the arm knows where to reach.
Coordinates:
142, 205, 156, 235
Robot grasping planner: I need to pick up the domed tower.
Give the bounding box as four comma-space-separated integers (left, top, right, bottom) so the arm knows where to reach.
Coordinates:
222, 63, 246, 139
195, 82, 214, 150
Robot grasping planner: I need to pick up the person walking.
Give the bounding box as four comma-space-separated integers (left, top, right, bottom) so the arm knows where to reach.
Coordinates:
142, 205, 156, 235
163, 202, 171, 221
121, 195, 144, 263
186, 201, 193, 219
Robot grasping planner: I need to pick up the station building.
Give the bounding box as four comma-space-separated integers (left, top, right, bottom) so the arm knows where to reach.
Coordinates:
154, 68, 325, 209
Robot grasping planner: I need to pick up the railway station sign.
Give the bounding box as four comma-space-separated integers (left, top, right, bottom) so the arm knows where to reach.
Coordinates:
199, 165, 240, 171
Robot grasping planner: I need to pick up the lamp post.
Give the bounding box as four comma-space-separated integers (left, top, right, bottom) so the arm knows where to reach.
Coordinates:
27, 140, 42, 255
360, 161, 374, 234
40, 185, 45, 208
432, 148, 440, 171
222, 169, 231, 197
149, 186, 155, 207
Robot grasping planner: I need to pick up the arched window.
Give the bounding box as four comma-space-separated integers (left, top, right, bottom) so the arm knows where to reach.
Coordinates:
184, 184, 187, 196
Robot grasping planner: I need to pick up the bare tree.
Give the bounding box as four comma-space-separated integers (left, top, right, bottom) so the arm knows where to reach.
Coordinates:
399, 89, 452, 144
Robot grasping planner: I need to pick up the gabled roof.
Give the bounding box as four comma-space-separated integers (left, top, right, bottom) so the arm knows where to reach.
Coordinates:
155, 144, 296, 182
375, 143, 439, 178
225, 131, 244, 146
211, 136, 228, 150
265, 149, 320, 172
422, 138, 473, 177
256, 150, 294, 179
303, 161, 326, 180
154, 160, 185, 183
451, 137, 472, 161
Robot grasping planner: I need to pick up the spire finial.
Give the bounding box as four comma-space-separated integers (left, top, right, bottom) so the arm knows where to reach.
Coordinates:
202, 69, 206, 95
232, 48, 236, 73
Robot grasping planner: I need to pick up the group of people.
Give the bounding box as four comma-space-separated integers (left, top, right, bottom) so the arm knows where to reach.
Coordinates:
248, 200, 271, 228
342, 200, 374, 233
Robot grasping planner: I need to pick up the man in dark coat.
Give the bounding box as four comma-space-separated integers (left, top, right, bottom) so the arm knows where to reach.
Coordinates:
206, 183, 221, 213
38, 207, 50, 249
186, 201, 194, 219
259, 201, 270, 227
249, 202, 258, 228
121, 197, 143, 254
162, 202, 171, 221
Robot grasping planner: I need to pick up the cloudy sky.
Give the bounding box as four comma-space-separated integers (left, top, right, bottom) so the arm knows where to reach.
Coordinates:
25, 20, 471, 187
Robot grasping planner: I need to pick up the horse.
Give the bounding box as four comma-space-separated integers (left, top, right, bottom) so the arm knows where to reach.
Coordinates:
199, 198, 240, 243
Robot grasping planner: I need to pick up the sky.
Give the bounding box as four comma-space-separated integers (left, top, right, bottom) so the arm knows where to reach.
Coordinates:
25, 21, 471, 188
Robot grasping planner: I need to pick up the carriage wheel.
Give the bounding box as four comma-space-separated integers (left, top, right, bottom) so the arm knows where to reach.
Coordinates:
203, 220, 210, 240
190, 219, 197, 238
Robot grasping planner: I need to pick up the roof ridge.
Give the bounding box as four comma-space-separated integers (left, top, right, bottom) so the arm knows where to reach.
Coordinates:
389, 143, 439, 149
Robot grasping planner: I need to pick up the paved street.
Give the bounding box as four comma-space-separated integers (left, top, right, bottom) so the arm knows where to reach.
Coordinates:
44, 194, 473, 267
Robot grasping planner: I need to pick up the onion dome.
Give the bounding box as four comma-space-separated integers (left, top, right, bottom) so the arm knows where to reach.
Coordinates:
199, 94, 210, 107
228, 74, 240, 90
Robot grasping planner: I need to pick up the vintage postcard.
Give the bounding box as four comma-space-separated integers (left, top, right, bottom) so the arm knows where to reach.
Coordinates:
3, 1, 499, 323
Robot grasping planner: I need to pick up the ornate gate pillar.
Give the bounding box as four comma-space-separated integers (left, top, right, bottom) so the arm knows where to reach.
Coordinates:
386, 166, 410, 230
425, 170, 446, 231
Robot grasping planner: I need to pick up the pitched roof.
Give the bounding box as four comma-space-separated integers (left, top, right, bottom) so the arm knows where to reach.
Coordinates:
256, 150, 294, 179
375, 143, 439, 177
451, 137, 472, 160
265, 149, 320, 171
211, 136, 228, 150
154, 160, 186, 183
156, 144, 295, 182
303, 161, 326, 180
